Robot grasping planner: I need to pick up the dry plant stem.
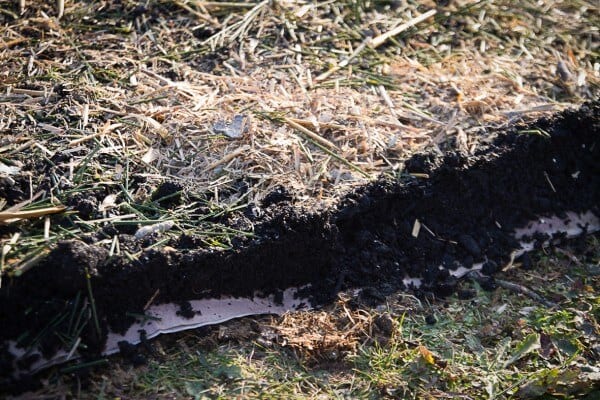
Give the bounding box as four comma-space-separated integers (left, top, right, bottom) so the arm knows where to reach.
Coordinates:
286, 117, 346, 132
369, 9, 437, 49
199, 2, 258, 8
202, 0, 268, 49
203, 145, 251, 173
56, 0, 64, 19
281, 120, 369, 178
0, 206, 66, 224
174, 0, 221, 26
11, 248, 49, 276
283, 117, 339, 150
315, 38, 371, 83
468, 271, 557, 308
315, 9, 437, 82
495, 278, 558, 308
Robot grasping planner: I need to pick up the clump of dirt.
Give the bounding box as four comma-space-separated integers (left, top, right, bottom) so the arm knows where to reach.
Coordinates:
0, 101, 598, 383
150, 181, 183, 209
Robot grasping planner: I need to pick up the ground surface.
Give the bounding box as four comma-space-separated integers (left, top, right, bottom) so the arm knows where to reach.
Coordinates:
8, 238, 600, 399
1, 101, 597, 380
0, 0, 599, 397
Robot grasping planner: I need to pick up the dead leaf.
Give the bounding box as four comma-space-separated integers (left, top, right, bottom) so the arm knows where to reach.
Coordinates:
418, 345, 435, 365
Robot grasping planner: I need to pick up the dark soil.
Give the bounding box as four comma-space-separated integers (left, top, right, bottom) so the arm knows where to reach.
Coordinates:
0, 101, 598, 388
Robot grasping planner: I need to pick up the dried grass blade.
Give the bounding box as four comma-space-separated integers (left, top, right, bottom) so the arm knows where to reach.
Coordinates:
0, 206, 66, 224
284, 117, 339, 151
370, 9, 437, 49
203, 145, 251, 173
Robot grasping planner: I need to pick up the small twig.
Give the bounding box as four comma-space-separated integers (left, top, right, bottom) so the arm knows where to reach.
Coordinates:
467, 271, 557, 308
69, 123, 123, 146
203, 145, 251, 173
495, 278, 558, 308
370, 9, 437, 49
283, 117, 339, 151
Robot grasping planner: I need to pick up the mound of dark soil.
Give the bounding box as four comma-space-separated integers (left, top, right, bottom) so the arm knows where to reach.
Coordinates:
0, 101, 598, 386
